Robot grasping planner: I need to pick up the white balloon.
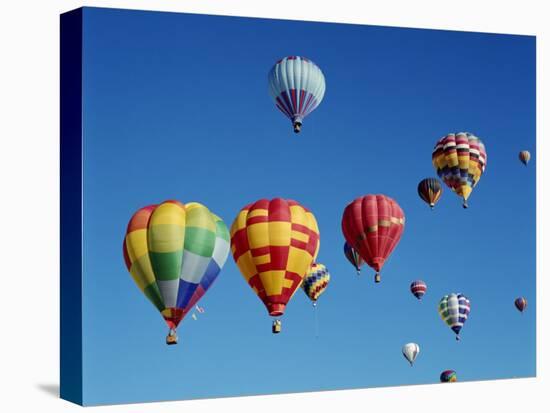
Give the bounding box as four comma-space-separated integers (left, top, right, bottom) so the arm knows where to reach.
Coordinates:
402, 342, 420, 366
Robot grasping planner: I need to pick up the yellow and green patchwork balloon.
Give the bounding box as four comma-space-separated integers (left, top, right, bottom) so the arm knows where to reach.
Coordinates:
123, 200, 229, 341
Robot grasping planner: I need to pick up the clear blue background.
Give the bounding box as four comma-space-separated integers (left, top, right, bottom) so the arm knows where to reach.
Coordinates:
81, 7, 536, 405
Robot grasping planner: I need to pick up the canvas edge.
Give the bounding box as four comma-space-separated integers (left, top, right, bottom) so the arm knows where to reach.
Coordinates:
60, 7, 84, 406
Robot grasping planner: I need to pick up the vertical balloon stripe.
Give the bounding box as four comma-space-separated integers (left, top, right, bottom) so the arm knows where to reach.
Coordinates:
148, 202, 186, 282
124, 206, 166, 311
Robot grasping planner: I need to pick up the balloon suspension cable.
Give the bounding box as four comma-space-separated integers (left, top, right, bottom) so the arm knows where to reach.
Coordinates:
293, 122, 302, 133
314, 301, 319, 339
374, 273, 381, 283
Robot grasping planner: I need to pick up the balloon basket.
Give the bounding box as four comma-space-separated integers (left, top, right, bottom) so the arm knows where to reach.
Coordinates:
272, 320, 282, 334
374, 273, 381, 283
166, 329, 178, 345
293, 122, 302, 133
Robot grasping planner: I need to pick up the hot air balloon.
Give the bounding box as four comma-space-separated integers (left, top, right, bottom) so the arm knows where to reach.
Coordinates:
230, 198, 320, 333
302, 263, 330, 305
432, 132, 487, 208
519, 150, 531, 166
268, 56, 326, 133
440, 370, 457, 383
515, 297, 527, 313
341, 194, 405, 283
410, 280, 427, 300
344, 242, 364, 275
417, 178, 442, 209
123, 200, 230, 345
438, 293, 471, 341
402, 343, 420, 366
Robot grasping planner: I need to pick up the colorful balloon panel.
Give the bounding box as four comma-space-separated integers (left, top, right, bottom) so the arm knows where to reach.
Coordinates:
519, 150, 531, 165
341, 194, 405, 281
410, 280, 427, 300
432, 132, 487, 207
268, 56, 326, 133
123, 200, 230, 329
230, 198, 320, 316
438, 293, 471, 340
515, 297, 527, 312
440, 370, 457, 382
344, 242, 364, 274
417, 178, 442, 209
302, 263, 330, 303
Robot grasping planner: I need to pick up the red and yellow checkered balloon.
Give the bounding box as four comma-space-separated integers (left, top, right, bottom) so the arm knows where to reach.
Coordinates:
230, 198, 320, 316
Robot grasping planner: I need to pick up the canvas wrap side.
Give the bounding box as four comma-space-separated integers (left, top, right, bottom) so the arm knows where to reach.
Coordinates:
60, 7, 84, 406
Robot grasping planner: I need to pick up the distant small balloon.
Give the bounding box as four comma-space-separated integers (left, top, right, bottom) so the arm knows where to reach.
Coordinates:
417, 178, 442, 209
344, 242, 363, 275
302, 263, 330, 304
514, 297, 527, 313
440, 370, 457, 383
402, 343, 420, 366
410, 280, 427, 300
519, 150, 531, 165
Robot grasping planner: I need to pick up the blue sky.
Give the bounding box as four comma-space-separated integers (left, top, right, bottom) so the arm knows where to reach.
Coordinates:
80, 7, 536, 405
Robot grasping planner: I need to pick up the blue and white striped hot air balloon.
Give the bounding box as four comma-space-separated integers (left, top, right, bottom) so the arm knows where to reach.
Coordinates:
268, 56, 326, 133
438, 293, 471, 341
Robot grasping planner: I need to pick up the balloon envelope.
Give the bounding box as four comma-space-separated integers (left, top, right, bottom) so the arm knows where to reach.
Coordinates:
417, 178, 442, 209
123, 200, 230, 331
519, 150, 531, 165
410, 280, 427, 300
268, 56, 326, 133
515, 297, 527, 312
440, 370, 457, 382
302, 263, 330, 303
341, 194, 405, 282
432, 132, 487, 208
402, 342, 420, 366
344, 242, 364, 274
230, 198, 320, 316
438, 293, 471, 340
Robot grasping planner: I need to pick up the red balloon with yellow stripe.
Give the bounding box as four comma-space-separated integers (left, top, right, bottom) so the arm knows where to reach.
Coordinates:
230, 198, 320, 332
342, 194, 405, 283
